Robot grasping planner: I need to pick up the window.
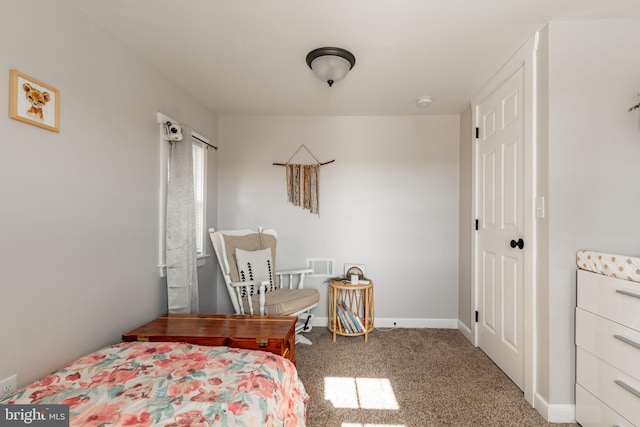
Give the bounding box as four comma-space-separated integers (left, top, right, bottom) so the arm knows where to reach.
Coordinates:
157, 113, 209, 277
192, 139, 205, 255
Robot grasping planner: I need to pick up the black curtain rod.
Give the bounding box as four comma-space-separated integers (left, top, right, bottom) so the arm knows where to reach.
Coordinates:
192, 134, 218, 150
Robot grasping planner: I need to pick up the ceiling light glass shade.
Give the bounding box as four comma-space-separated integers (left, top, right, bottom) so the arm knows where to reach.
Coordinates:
306, 47, 356, 87
310, 55, 350, 86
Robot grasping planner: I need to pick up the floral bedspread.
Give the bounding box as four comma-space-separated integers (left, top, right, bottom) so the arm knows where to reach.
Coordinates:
1, 342, 308, 426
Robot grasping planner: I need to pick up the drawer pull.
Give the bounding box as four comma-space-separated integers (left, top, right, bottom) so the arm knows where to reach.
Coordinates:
614, 379, 640, 399
615, 289, 640, 299
614, 334, 640, 350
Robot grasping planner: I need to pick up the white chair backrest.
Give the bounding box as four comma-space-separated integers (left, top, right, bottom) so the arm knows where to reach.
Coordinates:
208, 228, 277, 314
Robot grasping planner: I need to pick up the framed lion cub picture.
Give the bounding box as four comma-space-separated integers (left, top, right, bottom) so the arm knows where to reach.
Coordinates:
9, 69, 60, 132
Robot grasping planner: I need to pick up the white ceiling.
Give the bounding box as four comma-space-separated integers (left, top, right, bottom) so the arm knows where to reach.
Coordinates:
70, 0, 640, 116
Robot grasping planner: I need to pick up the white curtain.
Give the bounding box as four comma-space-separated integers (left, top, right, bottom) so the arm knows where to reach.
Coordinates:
166, 125, 199, 313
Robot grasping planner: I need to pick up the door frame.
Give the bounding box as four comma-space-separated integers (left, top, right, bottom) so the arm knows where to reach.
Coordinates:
471, 31, 539, 406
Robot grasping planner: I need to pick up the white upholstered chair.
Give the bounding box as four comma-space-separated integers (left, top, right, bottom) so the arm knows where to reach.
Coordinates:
209, 228, 320, 345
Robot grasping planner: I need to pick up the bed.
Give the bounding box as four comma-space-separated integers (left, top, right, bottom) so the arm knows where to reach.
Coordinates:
575, 249, 640, 426
0, 341, 308, 426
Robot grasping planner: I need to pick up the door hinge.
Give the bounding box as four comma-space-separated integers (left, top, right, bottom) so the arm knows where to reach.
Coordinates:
475, 311, 479, 323
475, 219, 479, 231
475, 127, 479, 139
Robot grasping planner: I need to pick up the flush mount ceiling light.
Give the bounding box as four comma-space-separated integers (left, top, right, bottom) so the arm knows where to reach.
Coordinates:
417, 96, 433, 108
306, 47, 356, 87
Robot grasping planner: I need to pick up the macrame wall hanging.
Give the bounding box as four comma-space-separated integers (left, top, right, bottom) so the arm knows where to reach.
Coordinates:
273, 144, 334, 215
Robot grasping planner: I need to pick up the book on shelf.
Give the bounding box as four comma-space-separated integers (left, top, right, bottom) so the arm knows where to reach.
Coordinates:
336, 303, 354, 333
339, 301, 363, 333
338, 302, 358, 333
349, 304, 363, 333
352, 311, 365, 332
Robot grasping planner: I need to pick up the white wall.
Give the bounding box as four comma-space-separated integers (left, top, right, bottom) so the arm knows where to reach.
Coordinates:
0, 0, 218, 387
217, 115, 460, 324
543, 19, 640, 405
535, 25, 551, 405
458, 106, 473, 335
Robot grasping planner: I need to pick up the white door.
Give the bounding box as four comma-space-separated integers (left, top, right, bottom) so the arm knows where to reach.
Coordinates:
476, 66, 525, 390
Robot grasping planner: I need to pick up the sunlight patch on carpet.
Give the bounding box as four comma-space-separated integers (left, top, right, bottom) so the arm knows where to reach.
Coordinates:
324, 377, 400, 410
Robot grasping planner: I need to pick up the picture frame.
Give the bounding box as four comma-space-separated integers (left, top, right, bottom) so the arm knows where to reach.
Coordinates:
9, 69, 60, 132
344, 263, 366, 279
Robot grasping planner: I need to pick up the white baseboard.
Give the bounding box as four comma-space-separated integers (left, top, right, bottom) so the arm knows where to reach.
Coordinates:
457, 320, 473, 343
310, 316, 328, 328
376, 318, 458, 328
309, 316, 458, 329
534, 393, 575, 423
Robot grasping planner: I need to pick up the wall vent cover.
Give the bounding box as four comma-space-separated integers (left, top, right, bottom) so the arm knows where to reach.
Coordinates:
307, 258, 335, 276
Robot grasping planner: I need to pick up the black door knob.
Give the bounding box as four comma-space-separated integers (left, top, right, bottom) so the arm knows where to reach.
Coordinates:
510, 238, 524, 250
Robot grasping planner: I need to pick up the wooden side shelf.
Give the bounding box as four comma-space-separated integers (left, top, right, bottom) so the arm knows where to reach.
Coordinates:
328, 280, 374, 342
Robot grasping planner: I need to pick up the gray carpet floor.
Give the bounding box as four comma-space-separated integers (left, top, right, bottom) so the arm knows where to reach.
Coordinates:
295, 327, 577, 427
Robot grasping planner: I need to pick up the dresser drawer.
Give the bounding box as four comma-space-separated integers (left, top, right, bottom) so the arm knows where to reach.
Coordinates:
577, 270, 640, 331
577, 347, 640, 425
576, 308, 640, 381
576, 384, 635, 427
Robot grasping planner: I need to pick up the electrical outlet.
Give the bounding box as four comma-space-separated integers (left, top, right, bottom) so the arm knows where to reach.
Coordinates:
0, 374, 17, 399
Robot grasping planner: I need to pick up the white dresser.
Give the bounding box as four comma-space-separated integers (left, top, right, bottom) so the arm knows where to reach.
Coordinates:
576, 269, 640, 426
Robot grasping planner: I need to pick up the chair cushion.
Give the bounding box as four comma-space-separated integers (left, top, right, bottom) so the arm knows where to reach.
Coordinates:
222, 233, 277, 283
235, 248, 274, 293
244, 288, 320, 316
